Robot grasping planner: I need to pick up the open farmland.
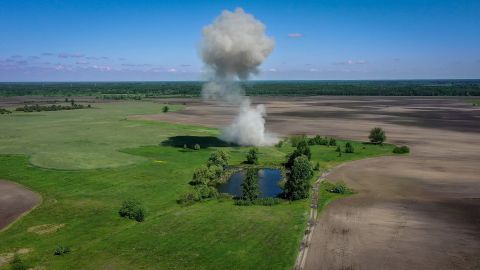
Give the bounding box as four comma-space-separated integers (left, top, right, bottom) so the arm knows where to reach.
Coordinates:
134, 96, 480, 270
0, 100, 395, 269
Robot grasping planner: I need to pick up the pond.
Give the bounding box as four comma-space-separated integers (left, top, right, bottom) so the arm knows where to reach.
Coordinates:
217, 168, 283, 198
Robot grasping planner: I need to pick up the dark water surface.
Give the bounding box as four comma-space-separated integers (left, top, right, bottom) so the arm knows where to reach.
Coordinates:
217, 168, 283, 198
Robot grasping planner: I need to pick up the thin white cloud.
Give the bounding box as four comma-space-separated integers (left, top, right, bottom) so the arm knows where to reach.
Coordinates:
58, 53, 84, 58
268, 68, 277, 72
288, 33, 304, 38
334, 59, 368, 65
167, 68, 177, 72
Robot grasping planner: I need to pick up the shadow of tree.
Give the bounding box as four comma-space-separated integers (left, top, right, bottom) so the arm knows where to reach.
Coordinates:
161, 136, 236, 148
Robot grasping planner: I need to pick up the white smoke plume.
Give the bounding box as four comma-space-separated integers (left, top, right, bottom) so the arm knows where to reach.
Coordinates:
200, 8, 278, 146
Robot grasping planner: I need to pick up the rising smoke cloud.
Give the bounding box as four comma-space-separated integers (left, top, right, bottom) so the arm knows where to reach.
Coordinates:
200, 8, 278, 146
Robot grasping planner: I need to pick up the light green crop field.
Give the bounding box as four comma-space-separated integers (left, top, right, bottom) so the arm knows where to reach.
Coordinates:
0, 102, 395, 269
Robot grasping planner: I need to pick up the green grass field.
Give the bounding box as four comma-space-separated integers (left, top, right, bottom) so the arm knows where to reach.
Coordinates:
0, 102, 395, 269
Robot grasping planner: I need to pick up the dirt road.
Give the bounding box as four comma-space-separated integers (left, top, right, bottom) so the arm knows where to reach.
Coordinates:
136, 96, 480, 270
0, 180, 41, 231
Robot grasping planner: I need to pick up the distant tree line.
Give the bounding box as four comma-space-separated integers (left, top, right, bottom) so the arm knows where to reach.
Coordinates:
0, 108, 11, 114
15, 103, 91, 112
1, 80, 479, 96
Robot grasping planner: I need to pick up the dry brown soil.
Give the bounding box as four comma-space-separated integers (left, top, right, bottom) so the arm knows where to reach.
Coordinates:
134, 96, 480, 270
0, 180, 41, 231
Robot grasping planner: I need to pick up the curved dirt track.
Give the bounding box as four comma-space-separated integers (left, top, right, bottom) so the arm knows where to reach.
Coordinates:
135, 96, 480, 270
0, 180, 41, 230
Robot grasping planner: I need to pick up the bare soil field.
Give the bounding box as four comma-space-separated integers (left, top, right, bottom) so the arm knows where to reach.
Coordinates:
0, 180, 41, 230
134, 96, 480, 270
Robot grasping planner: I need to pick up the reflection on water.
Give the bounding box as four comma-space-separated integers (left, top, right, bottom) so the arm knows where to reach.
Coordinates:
217, 168, 282, 198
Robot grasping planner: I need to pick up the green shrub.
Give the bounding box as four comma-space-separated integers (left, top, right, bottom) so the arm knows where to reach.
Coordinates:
178, 186, 219, 205
234, 197, 282, 206
193, 144, 200, 150
54, 245, 71, 256
344, 142, 354, 153
10, 254, 27, 270
162, 105, 169, 112
313, 162, 320, 171
335, 146, 341, 152
234, 199, 253, 206
119, 199, 146, 222
393, 145, 410, 154
253, 197, 282, 205
330, 182, 349, 194
275, 140, 284, 148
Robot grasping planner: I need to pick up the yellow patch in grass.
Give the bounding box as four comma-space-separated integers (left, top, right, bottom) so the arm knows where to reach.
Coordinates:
27, 224, 65, 235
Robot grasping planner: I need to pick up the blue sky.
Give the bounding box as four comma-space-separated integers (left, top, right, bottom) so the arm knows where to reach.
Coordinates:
1, 0, 479, 81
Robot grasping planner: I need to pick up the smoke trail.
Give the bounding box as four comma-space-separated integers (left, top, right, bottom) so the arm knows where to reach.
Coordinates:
200, 8, 278, 146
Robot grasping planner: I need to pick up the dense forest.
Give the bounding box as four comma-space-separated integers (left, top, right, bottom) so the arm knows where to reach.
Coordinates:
0, 80, 479, 97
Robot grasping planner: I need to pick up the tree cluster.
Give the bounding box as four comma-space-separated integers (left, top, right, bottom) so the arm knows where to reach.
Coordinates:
0, 108, 11, 114
285, 140, 311, 168
179, 150, 230, 204
15, 103, 91, 112
2, 80, 479, 97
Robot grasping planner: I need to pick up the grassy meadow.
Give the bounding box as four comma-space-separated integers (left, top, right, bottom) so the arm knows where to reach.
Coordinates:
0, 101, 395, 269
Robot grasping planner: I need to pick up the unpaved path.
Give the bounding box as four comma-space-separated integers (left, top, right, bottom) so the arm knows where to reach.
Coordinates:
0, 180, 41, 231
134, 96, 480, 269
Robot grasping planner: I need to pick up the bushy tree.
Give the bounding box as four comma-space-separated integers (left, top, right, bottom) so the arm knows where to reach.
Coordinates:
207, 150, 229, 167
193, 144, 200, 150
119, 199, 145, 222
369, 127, 386, 144
241, 168, 260, 201
245, 147, 259, 164
191, 166, 211, 185
335, 145, 341, 152
345, 142, 354, 153
284, 155, 313, 200
162, 105, 169, 113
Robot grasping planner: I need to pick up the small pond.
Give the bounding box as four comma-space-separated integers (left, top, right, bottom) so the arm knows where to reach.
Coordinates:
217, 168, 283, 198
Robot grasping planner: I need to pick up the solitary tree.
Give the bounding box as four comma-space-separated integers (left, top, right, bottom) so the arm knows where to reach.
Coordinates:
162, 106, 169, 113
369, 127, 386, 144
284, 155, 313, 200
241, 168, 259, 201
245, 147, 259, 164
